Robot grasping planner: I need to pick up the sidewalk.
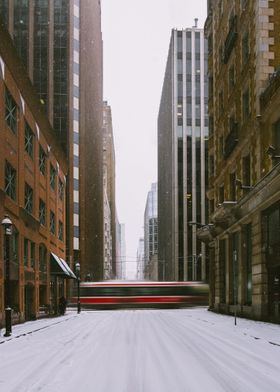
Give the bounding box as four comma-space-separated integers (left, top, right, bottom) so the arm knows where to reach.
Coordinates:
0, 309, 78, 344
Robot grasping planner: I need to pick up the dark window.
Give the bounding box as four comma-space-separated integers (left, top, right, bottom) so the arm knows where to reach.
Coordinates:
24, 238, 29, 267
243, 154, 251, 186
229, 64, 235, 91
59, 178, 65, 200
5, 161, 17, 200
219, 185, 224, 203
24, 183, 33, 214
39, 244, 47, 272
50, 210, 56, 234
30, 241, 35, 269
243, 224, 252, 305
50, 164, 56, 190
5, 88, 18, 134
219, 135, 224, 158
58, 220, 64, 241
229, 172, 236, 201
25, 122, 34, 158
39, 199, 46, 226
39, 146, 46, 175
242, 89, 250, 120
242, 31, 249, 65
14, 0, 29, 67
273, 118, 280, 154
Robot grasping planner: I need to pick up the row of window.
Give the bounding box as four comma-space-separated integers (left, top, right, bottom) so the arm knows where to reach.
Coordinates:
4, 87, 65, 195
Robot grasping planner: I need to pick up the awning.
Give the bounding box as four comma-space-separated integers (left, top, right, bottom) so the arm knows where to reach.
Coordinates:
50, 253, 77, 279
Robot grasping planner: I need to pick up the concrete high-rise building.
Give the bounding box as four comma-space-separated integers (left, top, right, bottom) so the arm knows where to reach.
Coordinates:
0, 1, 105, 281
103, 102, 116, 277
158, 25, 208, 281
144, 183, 158, 280
136, 238, 144, 280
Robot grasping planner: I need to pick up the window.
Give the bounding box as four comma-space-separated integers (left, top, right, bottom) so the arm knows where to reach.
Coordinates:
50, 164, 56, 190
219, 90, 224, 116
219, 185, 224, 203
39, 244, 47, 272
242, 89, 250, 120
24, 238, 29, 267
243, 154, 251, 187
24, 183, 33, 214
243, 223, 252, 305
5, 88, 17, 134
58, 220, 64, 241
219, 135, 224, 158
229, 172, 236, 201
30, 241, 35, 269
50, 210, 56, 234
5, 161, 16, 200
242, 31, 249, 65
25, 122, 34, 158
273, 118, 280, 154
39, 199, 46, 226
39, 146, 46, 175
58, 179, 64, 201
228, 64, 235, 91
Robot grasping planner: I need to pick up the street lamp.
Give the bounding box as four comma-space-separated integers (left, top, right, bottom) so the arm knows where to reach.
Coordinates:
1, 215, 13, 337
75, 262, 81, 314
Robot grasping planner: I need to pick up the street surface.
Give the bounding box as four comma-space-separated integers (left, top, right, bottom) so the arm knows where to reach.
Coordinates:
1, 308, 280, 392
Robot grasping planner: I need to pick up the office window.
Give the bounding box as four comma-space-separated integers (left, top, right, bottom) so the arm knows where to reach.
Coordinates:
219, 185, 224, 203
5, 88, 18, 134
30, 241, 35, 269
50, 210, 56, 234
24, 238, 29, 267
5, 161, 16, 201
39, 199, 46, 226
50, 164, 56, 190
39, 146, 46, 175
273, 118, 280, 154
25, 122, 34, 158
242, 89, 250, 120
242, 31, 249, 65
243, 154, 251, 186
229, 64, 235, 91
58, 220, 64, 241
24, 183, 33, 214
58, 179, 64, 200
39, 244, 47, 272
229, 172, 236, 201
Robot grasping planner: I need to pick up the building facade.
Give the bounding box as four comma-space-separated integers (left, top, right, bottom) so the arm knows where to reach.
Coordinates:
0, 0, 105, 281
205, 0, 280, 322
158, 25, 208, 281
136, 237, 144, 280
103, 101, 116, 278
0, 24, 72, 326
144, 183, 158, 280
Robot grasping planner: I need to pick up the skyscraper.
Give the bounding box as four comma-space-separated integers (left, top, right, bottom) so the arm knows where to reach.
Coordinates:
0, 1, 105, 280
158, 24, 208, 281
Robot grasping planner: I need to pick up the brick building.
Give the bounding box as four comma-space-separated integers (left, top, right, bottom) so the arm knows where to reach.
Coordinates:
204, 0, 280, 322
0, 23, 74, 326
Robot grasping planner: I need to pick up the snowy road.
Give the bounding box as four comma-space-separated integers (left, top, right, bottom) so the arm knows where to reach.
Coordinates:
1, 308, 280, 392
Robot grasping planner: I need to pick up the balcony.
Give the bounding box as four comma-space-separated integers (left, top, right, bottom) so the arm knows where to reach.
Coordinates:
223, 16, 238, 64
224, 122, 239, 159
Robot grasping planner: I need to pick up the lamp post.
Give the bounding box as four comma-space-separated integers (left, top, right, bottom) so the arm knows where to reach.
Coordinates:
1, 215, 13, 337
75, 262, 81, 314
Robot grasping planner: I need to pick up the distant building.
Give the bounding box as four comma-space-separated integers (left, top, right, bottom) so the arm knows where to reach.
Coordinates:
120, 224, 126, 279
136, 238, 145, 280
144, 183, 158, 280
103, 102, 116, 277
158, 25, 208, 281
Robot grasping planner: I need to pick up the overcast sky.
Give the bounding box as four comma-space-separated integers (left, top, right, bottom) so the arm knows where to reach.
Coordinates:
101, 0, 207, 278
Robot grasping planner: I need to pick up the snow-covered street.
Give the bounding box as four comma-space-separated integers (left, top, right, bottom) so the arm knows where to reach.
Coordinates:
1, 308, 280, 392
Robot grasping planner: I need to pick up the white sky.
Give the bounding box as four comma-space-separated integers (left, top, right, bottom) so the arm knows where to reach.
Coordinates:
101, 0, 207, 278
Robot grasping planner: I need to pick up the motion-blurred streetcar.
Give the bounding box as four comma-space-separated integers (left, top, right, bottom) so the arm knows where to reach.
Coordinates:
72, 281, 209, 309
